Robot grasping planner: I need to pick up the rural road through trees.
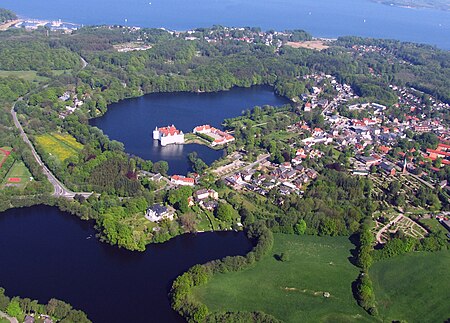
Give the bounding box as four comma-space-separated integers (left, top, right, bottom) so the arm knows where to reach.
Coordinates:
11, 100, 92, 199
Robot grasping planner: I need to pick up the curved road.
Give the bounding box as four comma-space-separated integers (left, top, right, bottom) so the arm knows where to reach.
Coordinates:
11, 100, 92, 199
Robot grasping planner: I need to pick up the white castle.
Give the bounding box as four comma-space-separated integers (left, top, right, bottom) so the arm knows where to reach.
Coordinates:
153, 125, 185, 146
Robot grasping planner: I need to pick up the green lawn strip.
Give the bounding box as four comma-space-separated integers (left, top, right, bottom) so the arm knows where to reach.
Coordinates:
193, 234, 373, 322
419, 218, 448, 238
197, 212, 214, 231
370, 250, 450, 323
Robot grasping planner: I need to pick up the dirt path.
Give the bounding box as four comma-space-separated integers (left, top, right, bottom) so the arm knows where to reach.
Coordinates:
0, 19, 20, 31
375, 214, 403, 243
0, 310, 18, 323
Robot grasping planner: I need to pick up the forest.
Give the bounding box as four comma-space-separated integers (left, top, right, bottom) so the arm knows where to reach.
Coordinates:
0, 17, 448, 250
0, 8, 16, 24
0, 287, 90, 323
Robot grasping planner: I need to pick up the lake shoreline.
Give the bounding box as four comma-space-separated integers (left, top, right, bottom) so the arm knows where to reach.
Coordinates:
90, 85, 290, 175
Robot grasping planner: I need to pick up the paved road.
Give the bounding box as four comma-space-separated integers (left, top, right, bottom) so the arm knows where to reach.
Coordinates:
0, 310, 18, 323
11, 100, 92, 199
220, 153, 270, 179
375, 214, 403, 244
80, 56, 88, 69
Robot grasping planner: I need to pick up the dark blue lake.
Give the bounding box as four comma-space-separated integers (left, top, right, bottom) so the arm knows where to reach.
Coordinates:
90, 86, 290, 175
3, 0, 450, 49
0, 205, 252, 322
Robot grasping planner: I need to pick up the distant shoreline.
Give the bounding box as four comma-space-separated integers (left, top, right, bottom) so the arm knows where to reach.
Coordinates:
371, 0, 450, 12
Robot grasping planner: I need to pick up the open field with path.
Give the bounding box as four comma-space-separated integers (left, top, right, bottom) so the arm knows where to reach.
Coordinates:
193, 234, 373, 322
286, 40, 330, 51
35, 133, 83, 162
371, 250, 450, 323
2, 160, 32, 189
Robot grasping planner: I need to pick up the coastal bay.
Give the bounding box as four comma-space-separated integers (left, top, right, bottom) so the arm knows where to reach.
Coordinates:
2, 0, 449, 49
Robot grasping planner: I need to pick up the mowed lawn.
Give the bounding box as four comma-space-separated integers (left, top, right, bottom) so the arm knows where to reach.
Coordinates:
193, 234, 374, 323
35, 133, 83, 162
370, 250, 450, 323
2, 160, 32, 189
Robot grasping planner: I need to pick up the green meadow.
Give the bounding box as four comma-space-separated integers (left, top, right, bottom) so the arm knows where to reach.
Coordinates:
371, 250, 450, 323
193, 234, 374, 322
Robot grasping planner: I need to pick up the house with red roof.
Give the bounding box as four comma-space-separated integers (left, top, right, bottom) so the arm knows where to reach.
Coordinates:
193, 124, 235, 146
171, 175, 195, 186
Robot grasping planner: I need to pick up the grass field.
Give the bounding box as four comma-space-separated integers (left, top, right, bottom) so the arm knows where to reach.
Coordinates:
371, 250, 450, 323
2, 160, 32, 189
419, 218, 448, 239
193, 234, 374, 322
35, 133, 83, 162
0, 70, 69, 83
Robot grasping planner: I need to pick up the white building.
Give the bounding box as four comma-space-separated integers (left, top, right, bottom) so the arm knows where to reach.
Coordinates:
145, 204, 174, 222
153, 125, 185, 146
171, 175, 195, 186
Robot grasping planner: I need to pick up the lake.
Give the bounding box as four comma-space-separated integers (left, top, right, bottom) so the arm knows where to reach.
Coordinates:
90, 86, 290, 175
0, 205, 253, 322
2, 0, 449, 49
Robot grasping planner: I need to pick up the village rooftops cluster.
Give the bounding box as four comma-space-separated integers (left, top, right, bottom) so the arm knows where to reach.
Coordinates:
173, 27, 296, 48
291, 72, 450, 188
225, 159, 318, 202
58, 91, 85, 119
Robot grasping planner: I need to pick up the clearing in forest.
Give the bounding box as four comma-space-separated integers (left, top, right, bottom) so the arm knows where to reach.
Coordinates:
35, 133, 83, 162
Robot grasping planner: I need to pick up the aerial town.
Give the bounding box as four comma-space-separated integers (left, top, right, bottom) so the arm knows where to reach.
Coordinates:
143, 68, 450, 243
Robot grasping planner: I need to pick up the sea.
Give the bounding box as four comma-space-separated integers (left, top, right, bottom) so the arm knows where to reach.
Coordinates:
2, 0, 450, 49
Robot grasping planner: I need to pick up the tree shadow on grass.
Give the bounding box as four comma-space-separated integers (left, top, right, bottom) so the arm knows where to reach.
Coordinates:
347, 233, 359, 267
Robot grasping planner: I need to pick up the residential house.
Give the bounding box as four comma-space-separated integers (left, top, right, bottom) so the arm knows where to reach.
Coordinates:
171, 175, 195, 186
145, 204, 173, 222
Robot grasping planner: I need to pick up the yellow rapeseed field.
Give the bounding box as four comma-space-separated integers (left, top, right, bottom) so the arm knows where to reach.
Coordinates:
35, 133, 83, 162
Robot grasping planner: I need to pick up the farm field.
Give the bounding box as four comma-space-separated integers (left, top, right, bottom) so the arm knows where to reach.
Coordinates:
192, 234, 374, 322
35, 133, 83, 162
1, 160, 32, 189
370, 250, 450, 323
285, 40, 330, 51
